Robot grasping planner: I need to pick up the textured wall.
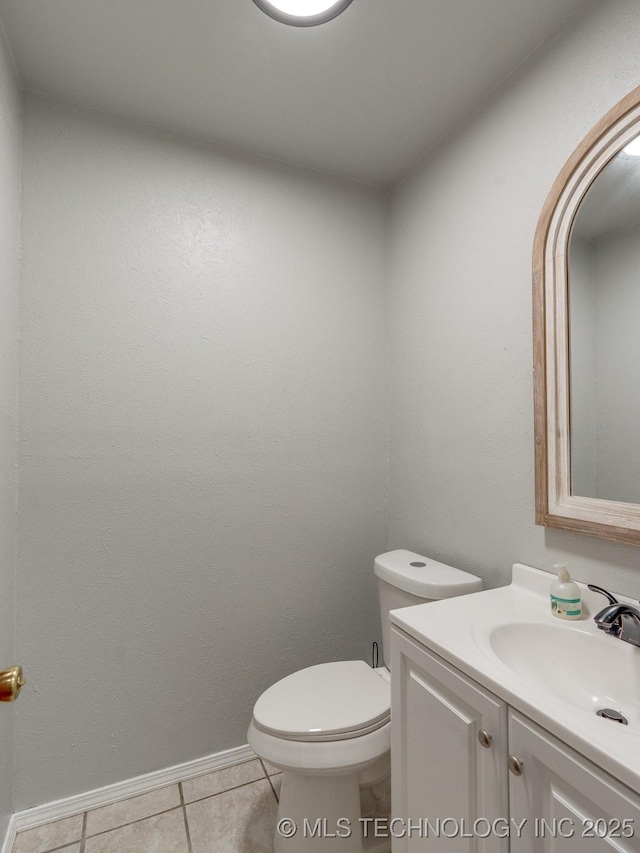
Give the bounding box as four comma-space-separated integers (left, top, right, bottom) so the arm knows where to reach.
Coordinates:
17, 95, 388, 809
388, 0, 640, 596
0, 19, 20, 842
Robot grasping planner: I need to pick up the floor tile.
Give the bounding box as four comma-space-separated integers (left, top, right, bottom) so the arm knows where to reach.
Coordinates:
260, 760, 282, 776
187, 779, 277, 853
13, 814, 83, 853
84, 808, 188, 853
182, 759, 265, 803
14, 845, 80, 853
43, 847, 80, 853
86, 784, 180, 836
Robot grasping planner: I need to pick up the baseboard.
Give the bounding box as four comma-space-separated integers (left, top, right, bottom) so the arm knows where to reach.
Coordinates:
1, 815, 17, 853
10, 743, 256, 836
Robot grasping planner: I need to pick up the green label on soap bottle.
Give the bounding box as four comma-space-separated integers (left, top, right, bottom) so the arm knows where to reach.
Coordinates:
551, 594, 581, 616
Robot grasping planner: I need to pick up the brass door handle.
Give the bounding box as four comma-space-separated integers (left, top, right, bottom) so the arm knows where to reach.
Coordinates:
0, 666, 25, 702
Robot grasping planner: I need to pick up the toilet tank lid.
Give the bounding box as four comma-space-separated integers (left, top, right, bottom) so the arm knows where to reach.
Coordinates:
374, 549, 483, 599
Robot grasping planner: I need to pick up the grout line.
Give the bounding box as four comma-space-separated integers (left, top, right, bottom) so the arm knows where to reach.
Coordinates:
182, 777, 269, 808
178, 784, 193, 853
257, 758, 282, 779
31, 842, 83, 853
84, 806, 183, 840
265, 774, 279, 804
78, 813, 87, 853
258, 759, 280, 803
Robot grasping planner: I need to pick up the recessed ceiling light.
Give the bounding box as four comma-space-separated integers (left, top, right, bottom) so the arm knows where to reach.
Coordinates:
623, 136, 640, 157
252, 0, 354, 27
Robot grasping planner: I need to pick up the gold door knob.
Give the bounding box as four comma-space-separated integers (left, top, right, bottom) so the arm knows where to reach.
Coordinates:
0, 666, 25, 702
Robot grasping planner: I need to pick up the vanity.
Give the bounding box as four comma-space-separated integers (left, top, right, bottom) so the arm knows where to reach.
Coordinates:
389, 564, 640, 851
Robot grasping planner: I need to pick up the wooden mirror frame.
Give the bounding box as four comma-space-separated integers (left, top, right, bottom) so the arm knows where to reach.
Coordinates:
533, 85, 640, 545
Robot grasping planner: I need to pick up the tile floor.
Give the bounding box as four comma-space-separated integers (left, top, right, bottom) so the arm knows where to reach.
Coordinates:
12, 759, 283, 853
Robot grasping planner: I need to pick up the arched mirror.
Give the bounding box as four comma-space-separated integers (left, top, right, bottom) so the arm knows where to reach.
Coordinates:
534, 86, 640, 544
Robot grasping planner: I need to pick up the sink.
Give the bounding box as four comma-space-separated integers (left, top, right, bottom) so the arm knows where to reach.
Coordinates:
488, 622, 640, 727
391, 563, 640, 793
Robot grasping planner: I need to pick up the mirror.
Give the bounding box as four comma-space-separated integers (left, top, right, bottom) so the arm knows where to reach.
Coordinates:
568, 132, 640, 504
534, 86, 640, 544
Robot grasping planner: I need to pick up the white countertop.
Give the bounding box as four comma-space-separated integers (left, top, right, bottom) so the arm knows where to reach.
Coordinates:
390, 562, 640, 795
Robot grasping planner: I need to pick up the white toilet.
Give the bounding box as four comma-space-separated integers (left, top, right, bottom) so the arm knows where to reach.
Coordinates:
247, 549, 482, 852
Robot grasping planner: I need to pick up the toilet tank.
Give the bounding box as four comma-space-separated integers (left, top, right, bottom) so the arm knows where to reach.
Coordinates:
374, 550, 483, 668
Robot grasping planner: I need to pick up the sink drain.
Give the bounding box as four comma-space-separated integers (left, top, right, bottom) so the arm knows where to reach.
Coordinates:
596, 708, 628, 725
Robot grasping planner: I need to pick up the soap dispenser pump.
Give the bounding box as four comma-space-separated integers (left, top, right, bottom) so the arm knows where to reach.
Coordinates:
550, 564, 582, 620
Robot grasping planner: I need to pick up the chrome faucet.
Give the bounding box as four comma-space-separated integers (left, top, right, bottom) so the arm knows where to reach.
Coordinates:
587, 585, 640, 648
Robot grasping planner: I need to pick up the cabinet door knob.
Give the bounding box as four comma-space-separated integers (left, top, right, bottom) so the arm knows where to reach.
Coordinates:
508, 755, 524, 776
478, 729, 493, 748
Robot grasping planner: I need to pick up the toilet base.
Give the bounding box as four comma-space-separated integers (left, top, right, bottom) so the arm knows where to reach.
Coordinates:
274, 769, 390, 853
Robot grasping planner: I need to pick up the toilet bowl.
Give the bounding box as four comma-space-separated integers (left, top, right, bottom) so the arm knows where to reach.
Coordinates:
249, 662, 391, 853
247, 550, 483, 852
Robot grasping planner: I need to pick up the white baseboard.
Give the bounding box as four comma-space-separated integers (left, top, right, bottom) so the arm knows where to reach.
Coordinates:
5, 742, 256, 843
1, 816, 17, 853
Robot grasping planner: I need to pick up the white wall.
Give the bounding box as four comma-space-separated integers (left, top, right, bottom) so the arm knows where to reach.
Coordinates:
388, 0, 640, 595
0, 20, 20, 842
17, 94, 388, 808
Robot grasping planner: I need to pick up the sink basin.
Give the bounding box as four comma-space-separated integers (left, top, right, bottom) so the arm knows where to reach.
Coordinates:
488, 622, 640, 727
392, 563, 640, 792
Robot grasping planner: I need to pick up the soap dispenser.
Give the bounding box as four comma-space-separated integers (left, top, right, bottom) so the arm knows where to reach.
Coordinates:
550, 564, 582, 620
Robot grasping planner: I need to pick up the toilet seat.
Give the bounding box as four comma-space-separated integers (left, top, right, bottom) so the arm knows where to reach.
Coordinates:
253, 661, 390, 742
247, 717, 391, 776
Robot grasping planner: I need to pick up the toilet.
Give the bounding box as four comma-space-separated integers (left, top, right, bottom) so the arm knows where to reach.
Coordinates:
247, 549, 482, 852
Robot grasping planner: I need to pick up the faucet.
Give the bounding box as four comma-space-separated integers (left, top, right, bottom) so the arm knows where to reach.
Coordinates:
587, 585, 640, 649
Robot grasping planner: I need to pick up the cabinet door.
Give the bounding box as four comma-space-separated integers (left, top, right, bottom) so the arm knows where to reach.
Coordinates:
391, 627, 509, 853
509, 711, 640, 852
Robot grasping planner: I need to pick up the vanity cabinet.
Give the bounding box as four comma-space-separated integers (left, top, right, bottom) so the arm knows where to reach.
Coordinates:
391, 626, 640, 852
391, 628, 509, 852
509, 711, 640, 852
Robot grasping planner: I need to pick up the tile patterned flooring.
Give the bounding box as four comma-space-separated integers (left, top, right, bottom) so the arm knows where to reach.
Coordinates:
12, 759, 282, 853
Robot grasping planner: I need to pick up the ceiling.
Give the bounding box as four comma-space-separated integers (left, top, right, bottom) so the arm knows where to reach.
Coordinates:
0, 0, 590, 187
